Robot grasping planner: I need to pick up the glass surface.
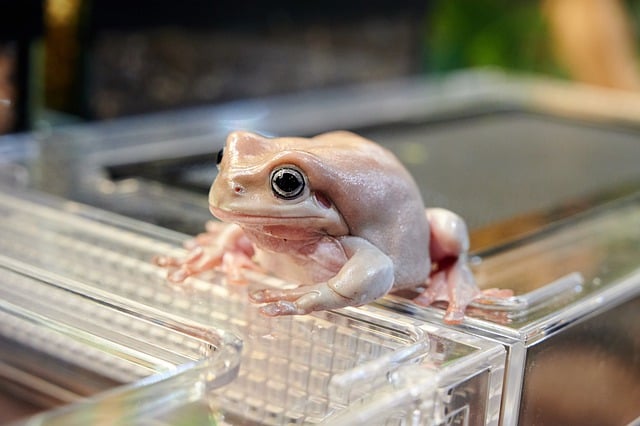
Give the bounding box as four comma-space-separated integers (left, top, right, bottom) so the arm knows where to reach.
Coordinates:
0, 188, 506, 425
377, 193, 640, 425
380, 192, 640, 331
469, 194, 640, 327
519, 297, 640, 426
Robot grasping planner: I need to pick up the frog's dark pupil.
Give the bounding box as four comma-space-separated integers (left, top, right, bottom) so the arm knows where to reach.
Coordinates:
216, 148, 224, 165
277, 172, 300, 192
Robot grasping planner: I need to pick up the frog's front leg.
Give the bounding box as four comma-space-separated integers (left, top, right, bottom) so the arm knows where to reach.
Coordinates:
249, 237, 394, 316
153, 221, 258, 282
413, 208, 480, 324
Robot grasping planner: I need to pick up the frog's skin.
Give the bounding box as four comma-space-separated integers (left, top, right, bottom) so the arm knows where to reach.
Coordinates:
155, 131, 500, 324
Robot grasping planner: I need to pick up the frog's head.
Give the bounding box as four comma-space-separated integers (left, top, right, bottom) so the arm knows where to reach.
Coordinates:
209, 131, 348, 237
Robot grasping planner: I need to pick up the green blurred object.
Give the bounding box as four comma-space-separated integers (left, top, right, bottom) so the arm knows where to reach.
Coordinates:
425, 0, 562, 75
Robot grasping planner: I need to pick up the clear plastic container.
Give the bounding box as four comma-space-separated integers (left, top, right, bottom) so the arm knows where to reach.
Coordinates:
379, 193, 640, 425
0, 188, 506, 425
3, 73, 640, 424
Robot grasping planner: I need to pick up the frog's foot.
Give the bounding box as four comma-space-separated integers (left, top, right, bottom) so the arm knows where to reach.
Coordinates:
249, 283, 352, 316
478, 287, 515, 300
153, 222, 256, 283
154, 245, 223, 282
413, 257, 480, 324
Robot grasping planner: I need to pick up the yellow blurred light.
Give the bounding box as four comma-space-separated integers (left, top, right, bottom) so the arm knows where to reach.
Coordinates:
46, 0, 81, 27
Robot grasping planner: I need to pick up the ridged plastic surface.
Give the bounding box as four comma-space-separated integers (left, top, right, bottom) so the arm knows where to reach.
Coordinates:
0, 189, 505, 425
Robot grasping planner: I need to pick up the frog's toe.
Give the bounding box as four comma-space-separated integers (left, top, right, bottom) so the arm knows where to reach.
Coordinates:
413, 270, 447, 306
152, 254, 179, 267
249, 285, 313, 303
251, 288, 316, 315
167, 268, 190, 283
259, 300, 306, 316
443, 306, 466, 324
249, 288, 286, 303
480, 288, 514, 299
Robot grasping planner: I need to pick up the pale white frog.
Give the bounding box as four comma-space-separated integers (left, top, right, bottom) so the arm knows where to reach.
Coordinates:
155, 131, 509, 323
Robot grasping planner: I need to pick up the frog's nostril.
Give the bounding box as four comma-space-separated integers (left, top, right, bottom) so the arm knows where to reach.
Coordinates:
225, 178, 246, 197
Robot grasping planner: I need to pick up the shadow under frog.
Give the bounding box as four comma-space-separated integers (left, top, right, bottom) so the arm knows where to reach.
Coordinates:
154, 131, 509, 324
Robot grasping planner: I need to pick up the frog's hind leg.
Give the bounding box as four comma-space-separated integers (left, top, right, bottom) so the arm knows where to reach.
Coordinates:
414, 256, 480, 324
413, 208, 480, 324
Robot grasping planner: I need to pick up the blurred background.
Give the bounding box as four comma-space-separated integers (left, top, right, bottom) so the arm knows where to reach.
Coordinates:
2, 0, 640, 134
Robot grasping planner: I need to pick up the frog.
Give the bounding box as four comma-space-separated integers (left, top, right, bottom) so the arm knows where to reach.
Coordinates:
154, 130, 509, 324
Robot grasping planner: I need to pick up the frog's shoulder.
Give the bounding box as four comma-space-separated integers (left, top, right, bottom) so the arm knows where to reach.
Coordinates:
297, 131, 426, 231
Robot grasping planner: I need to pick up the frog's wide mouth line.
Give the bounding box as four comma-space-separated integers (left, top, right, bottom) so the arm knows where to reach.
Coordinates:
209, 205, 324, 224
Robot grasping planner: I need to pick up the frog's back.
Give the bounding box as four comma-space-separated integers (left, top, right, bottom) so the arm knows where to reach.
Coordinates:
302, 131, 432, 287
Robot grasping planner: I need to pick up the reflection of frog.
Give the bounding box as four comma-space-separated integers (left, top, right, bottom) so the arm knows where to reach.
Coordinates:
155, 131, 507, 323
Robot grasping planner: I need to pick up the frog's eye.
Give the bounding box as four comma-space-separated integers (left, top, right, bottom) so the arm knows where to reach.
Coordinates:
216, 148, 224, 169
270, 166, 306, 200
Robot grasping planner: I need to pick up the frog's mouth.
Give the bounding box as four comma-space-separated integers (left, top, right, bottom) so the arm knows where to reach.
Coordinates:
209, 204, 349, 237
210, 205, 332, 241
209, 205, 322, 224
